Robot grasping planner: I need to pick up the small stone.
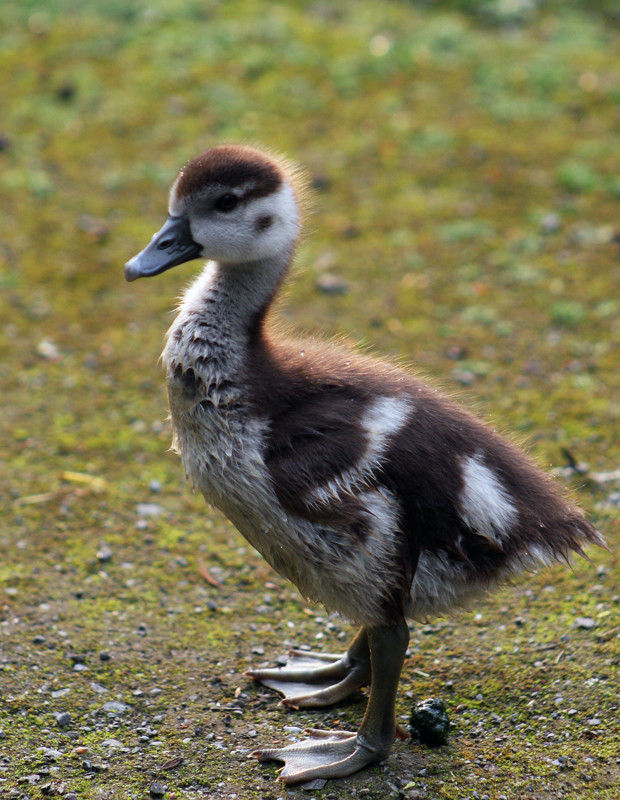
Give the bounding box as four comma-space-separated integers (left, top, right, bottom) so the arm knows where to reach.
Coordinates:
96, 542, 113, 562
136, 503, 165, 517
0, 729, 5, 739
451, 368, 475, 386
445, 345, 466, 361
77, 214, 109, 241
311, 174, 331, 191
149, 479, 162, 493
300, 778, 327, 790
541, 213, 562, 234
99, 651, 111, 662
55, 712, 72, 728
575, 617, 596, 629
33, 635, 47, 645
102, 701, 129, 715
57, 81, 76, 101
149, 781, 166, 797
37, 339, 61, 361
409, 698, 450, 747
315, 273, 349, 295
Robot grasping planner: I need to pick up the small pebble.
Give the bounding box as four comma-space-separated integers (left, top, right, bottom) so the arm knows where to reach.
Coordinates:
32, 635, 47, 645
575, 617, 596, 629
541, 213, 562, 234
451, 368, 475, 386
55, 712, 72, 728
150, 781, 166, 797
315, 273, 348, 295
99, 651, 111, 662
97, 542, 113, 562
102, 701, 129, 714
149, 479, 162, 493
300, 778, 327, 790
37, 339, 62, 361
136, 502, 165, 517
0, 729, 5, 739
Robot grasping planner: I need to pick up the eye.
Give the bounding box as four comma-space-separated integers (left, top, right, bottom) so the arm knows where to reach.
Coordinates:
214, 193, 238, 212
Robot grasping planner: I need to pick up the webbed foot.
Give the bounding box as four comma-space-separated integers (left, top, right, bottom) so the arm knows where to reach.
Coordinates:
252, 729, 384, 784
247, 630, 370, 708
250, 620, 410, 784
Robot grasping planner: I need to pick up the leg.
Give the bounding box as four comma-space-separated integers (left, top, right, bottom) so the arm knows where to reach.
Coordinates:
252, 618, 409, 784
247, 628, 371, 708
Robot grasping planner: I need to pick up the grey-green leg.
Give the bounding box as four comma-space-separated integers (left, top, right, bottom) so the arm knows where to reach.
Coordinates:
247, 627, 371, 708
252, 618, 409, 784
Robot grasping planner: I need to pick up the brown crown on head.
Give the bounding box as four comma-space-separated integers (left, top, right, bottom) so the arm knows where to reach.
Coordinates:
175, 145, 286, 202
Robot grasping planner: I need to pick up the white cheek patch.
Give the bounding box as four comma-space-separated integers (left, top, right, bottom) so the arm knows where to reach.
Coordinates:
458, 453, 518, 544
248, 182, 299, 259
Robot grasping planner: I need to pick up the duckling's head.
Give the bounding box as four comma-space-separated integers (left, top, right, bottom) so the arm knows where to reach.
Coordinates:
125, 145, 302, 281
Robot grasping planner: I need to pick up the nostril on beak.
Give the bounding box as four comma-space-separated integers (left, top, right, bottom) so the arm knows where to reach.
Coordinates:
158, 238, 174, 250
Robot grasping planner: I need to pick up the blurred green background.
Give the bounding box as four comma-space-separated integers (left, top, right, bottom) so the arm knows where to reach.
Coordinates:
1, 1, 618, 799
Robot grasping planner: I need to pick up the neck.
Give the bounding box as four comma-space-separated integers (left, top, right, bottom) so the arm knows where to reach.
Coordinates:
216, 248, 293, 335
164, 248, 293, 370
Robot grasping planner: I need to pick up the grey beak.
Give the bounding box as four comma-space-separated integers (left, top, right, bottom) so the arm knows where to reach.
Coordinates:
124, 214, 202, 281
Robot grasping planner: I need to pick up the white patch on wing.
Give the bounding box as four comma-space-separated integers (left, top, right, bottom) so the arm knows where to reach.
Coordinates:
305, 394, 413, 509
363, 395, 413, 458
459, 453, 518, 544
